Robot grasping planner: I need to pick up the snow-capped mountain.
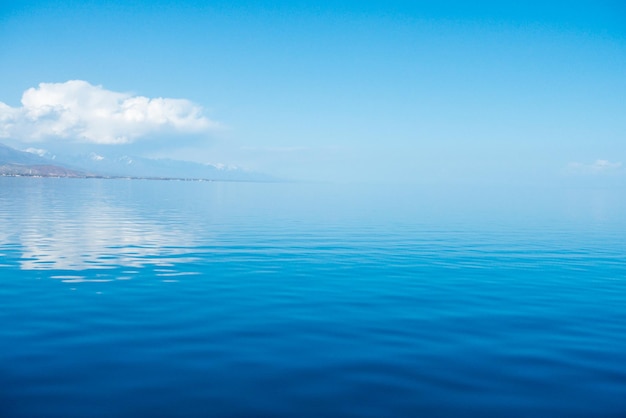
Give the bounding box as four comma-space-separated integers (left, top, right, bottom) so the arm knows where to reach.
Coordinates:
0, 143, 88, 177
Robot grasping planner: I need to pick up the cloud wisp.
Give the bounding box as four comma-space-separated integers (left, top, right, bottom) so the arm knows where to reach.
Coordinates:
0, 80, 217, 144
567, 159, 623, 175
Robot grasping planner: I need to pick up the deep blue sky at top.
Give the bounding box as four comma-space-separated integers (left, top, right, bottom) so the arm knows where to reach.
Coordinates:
1, 0, 625, 183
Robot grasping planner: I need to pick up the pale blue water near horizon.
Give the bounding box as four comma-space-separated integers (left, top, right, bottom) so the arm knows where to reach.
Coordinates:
1, 177, 625, 417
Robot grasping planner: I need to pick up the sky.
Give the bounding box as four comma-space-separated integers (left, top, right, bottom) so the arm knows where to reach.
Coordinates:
1, 0, 625, 184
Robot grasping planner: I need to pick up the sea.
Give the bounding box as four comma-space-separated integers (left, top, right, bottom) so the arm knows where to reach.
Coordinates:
1, 177, 625, 417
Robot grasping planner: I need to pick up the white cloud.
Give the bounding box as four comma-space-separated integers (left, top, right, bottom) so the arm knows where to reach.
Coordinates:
567, 159, 623, 174
0, 80, 217, 144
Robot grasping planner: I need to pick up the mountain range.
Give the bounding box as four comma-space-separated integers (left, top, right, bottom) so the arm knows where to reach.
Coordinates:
0, 142, 273, 181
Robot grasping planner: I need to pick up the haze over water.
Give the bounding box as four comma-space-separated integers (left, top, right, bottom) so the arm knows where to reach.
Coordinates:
1, 177, 625, 417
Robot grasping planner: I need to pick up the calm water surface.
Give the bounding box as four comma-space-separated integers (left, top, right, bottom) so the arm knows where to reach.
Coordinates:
1, 178, 625, 417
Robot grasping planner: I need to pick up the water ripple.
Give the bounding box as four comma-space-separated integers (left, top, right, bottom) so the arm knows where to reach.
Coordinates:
1, 179, 626, 417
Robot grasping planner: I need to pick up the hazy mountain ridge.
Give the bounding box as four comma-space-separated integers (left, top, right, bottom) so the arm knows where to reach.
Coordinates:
0, 143, 56, 166
0, 143, 274, 181
58, 152, 270, 181
0, 143, 90, 177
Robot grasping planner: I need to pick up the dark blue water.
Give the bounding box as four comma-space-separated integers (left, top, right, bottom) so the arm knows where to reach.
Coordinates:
1, 178, 625, 417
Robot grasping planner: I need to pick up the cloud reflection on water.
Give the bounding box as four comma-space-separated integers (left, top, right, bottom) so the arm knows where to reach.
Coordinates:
0, 178, 204, 280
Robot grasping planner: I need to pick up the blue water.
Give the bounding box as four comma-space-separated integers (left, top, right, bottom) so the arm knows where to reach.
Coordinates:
1, 178, 625, 417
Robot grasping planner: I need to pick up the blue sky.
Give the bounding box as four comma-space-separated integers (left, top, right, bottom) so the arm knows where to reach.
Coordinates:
1, 0, 625, 183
